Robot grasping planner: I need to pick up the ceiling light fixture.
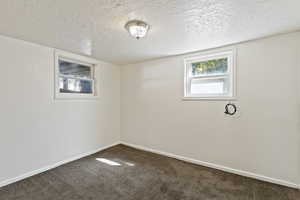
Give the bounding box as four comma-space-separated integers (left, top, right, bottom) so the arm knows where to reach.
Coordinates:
125, 20, 149, 39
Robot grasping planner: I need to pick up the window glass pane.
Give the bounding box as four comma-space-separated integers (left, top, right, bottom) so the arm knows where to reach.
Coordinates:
59, 77, 93, 94
190, 78, 229, 95
59, 59, 92, 79
191, 58, 227, 76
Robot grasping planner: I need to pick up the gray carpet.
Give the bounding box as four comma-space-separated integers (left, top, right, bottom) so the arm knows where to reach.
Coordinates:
0, 144, 299, 200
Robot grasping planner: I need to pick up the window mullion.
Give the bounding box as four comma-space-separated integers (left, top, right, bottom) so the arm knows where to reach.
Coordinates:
191, 73, 229, 79
190, 74, 229, 81
59, 74, 93, 81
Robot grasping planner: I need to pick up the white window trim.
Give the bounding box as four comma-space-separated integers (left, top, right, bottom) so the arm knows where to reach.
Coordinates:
54, 50, 99, 100
183, 48, 237, 101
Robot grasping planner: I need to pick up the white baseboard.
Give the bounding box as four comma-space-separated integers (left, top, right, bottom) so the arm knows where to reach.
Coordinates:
0, 142, 120, 188
120, 141, 300, 189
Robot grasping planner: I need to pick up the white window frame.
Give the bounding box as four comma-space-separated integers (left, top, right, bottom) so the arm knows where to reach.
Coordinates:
183, 48, 236, 100
54, 50, 99, 100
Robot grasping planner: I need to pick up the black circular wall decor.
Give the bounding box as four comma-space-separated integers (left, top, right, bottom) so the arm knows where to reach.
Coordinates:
224, 103, 237, 115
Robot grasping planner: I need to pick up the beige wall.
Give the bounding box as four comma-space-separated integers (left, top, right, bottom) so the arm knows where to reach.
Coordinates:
0, 35, 120, 184
121, 32, 300, 186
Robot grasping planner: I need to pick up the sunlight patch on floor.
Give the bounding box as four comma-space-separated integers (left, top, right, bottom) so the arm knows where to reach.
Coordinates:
96, 158, 121, 166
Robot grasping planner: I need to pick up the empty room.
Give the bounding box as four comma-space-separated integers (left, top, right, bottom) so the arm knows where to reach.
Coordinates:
0, 0, 300, 199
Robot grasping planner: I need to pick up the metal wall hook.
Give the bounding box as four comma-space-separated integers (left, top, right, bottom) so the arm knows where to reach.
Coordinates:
224, 103, 237, 115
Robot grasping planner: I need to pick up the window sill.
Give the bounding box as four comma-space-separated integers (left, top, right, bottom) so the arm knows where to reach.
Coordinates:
54, 93, 99, 101
182, 96, 236, 101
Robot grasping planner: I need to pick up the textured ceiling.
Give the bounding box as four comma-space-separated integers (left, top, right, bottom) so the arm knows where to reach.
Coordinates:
0, 0, 299, 65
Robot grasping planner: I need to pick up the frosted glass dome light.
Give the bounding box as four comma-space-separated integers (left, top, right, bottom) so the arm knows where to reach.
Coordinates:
125, 20, 149, 39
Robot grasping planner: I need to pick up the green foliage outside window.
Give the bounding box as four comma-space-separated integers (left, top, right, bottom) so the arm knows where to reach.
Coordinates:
191, 58, 227, 75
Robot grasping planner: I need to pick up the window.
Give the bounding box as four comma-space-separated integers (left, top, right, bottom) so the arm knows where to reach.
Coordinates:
184, 49, 236, 100
55, 50, 99, 99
